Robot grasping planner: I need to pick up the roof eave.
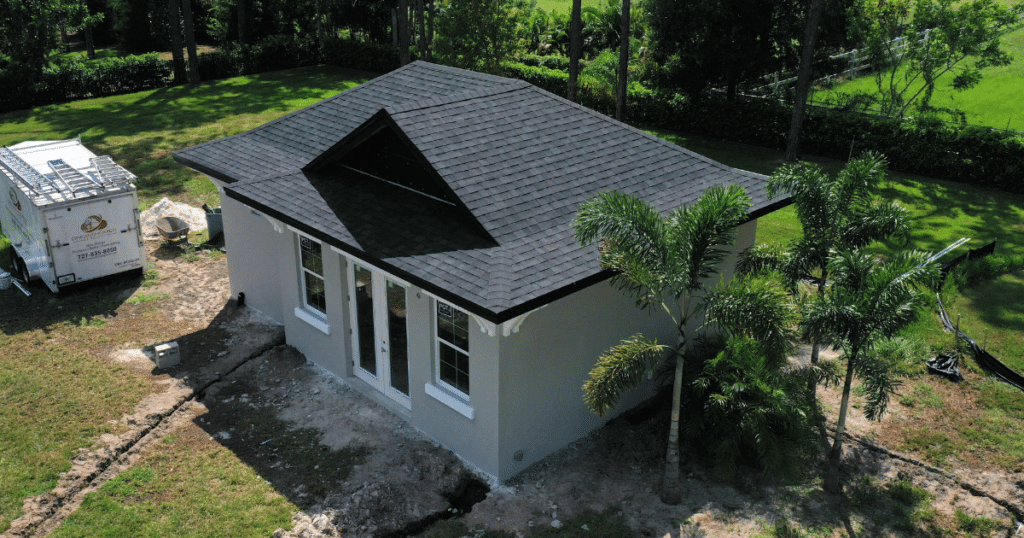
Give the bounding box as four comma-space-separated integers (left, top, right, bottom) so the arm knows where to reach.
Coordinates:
172, 151, 239, 184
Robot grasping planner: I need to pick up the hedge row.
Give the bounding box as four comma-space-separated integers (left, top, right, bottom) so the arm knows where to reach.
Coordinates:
0, 54, 171, 113
0, 37, 399, 114
501, 62, 1024, 191
195, 36, 399, 80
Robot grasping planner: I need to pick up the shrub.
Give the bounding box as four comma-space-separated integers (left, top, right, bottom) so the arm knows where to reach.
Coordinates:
196, 36, 400, 81
0, 54, 171, 112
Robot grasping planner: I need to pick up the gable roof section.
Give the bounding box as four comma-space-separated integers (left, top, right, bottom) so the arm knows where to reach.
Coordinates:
176, 62, 790, 324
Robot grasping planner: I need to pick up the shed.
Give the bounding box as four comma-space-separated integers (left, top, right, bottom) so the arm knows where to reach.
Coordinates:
173, 61, 787, 481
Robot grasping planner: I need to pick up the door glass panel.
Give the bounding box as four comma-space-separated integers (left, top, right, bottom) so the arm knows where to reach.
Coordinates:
354, 264, 376, 375
386, 280, 409, 395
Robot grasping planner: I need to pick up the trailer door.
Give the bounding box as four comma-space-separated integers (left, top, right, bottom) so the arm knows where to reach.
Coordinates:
46, 196, 144, 286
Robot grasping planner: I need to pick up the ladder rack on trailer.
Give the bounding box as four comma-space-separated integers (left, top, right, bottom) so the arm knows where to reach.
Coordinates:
90, 155, 136, 186
0, 147, 53, 196
48, 158, 105, 192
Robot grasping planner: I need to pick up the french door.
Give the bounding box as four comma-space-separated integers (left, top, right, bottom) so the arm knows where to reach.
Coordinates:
349, 262, 411, 408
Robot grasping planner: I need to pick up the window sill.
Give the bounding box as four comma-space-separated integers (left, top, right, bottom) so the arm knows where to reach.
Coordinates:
424, 383, 474, 420
294, 307, 330, 335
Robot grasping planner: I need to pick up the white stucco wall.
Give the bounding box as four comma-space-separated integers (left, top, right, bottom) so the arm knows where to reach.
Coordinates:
221, 195, 286, 323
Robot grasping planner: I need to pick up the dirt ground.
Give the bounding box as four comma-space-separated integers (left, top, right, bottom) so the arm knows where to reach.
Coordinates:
8, 236, 1024, 538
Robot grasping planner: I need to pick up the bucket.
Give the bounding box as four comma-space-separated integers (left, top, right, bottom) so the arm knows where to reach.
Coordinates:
0, 269, 11, 291
203, 204, 223, 240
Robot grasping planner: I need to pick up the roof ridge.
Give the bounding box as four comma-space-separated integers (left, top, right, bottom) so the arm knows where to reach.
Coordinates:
385, 80, 531, 115
173, 62, 439, 168
410, 60, 520, 85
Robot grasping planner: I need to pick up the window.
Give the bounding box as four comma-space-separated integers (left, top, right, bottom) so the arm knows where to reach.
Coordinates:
299, 235, 326, 315
436, 300, 469, 396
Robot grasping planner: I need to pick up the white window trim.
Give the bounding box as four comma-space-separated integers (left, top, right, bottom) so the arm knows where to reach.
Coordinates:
433, 299, 471, 402
294, 306, 330, 334
295, 231, 328, 321
425, 383, 474, 419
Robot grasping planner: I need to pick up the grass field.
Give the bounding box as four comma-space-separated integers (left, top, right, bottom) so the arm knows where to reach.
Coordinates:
51, 436, 295, 538
825, 24, 1024, 131
534, 0, 608, 14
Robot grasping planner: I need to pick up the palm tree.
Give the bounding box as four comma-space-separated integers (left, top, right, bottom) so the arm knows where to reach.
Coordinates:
802, 248, 937, 493
573, 184, 753, 505
686, 273, 826, 481
742, 153, 911, 415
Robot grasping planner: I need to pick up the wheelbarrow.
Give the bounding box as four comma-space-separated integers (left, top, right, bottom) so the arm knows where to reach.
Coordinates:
155, 216, 190, 244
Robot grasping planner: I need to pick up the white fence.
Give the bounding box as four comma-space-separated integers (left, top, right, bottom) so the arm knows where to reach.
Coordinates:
754, 30, 932, 95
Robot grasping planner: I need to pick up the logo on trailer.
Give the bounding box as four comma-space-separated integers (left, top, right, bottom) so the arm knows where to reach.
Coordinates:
81, 215, 108, 233
8, 187, 19, 211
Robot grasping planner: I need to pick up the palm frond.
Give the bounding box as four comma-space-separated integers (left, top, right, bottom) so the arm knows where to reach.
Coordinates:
854, 353, 903, 421
668, 184, 751, 293
574, 191, 667, 272
843, 200, 911, 249
705, 276, 798, 368
583, 334, 670, 416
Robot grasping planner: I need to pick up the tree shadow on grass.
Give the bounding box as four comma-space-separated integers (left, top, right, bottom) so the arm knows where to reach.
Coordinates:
0, 65, 373, 152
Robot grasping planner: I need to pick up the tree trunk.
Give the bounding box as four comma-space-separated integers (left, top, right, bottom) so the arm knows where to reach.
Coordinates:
809, 271, 827, 445
824, 352, 856, 494
615, 0, 630, 121
398, 0, 410, 65
316, 0, 323, 46
85, 22, 95, 60
785, 0, 826, 162
392, 8, 398, 47
567, 0, 583, 101
167, 0, 186, 84
60, 26, 69, 53
660, 350, 684, 505
238, 0, 249, 46
417, 0, 426, 62
181, 0, 200, 83
426, 0, 434, 62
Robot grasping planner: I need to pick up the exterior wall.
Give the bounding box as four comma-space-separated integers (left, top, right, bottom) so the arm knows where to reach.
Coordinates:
221, 195, 286, 323
221, 212, 504, 478
496, 280, 675, 480
278, 233, 351, 380
409, 297, 501, 478
495, 218, 758, 481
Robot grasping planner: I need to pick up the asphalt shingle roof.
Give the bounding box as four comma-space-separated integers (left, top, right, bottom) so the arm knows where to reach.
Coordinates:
174, 61, 788, 323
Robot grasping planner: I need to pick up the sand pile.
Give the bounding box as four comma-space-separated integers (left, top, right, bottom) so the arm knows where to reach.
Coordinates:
140, 197, 208, 238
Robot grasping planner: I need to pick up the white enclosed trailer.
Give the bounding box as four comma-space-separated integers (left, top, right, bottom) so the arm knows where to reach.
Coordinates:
0, 139, 146, 292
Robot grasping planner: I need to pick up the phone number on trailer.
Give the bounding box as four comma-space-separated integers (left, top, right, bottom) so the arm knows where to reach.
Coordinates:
77, 246, 117, 261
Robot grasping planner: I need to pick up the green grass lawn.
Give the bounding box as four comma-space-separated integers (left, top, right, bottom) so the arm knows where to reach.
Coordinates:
51, 434, 295, 538
534, 0, 608, 14
824, 24, 1024, 131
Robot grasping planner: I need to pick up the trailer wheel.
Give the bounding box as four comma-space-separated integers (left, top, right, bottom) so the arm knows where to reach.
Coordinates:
12, 252, 30, 283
